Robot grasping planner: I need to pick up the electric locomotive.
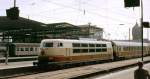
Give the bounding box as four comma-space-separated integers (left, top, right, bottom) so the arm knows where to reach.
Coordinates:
37, 39, 113, 64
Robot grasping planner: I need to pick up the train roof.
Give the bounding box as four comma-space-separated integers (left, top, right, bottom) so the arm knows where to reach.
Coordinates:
112, 40, 149, 46
41, 39, 111, 44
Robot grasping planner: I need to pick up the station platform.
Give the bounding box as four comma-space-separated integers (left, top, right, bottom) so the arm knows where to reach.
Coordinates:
0, 56, 37, 63
0, 61, 35, 70
9, 56, 150, 79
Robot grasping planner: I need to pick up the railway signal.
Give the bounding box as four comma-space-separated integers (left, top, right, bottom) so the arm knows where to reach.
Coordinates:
124, 0, 140, 7
143, 22, 150, 28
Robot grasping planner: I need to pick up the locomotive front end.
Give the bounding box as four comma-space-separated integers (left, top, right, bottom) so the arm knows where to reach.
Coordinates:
38, 41, 54, 63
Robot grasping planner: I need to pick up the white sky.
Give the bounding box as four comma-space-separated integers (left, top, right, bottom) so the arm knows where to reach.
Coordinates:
0, 0, 150, 40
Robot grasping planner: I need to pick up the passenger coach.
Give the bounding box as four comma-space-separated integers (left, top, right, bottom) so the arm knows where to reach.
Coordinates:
9, 43, 40, 56
38, 39, 113, 63
112, 41, 150, 59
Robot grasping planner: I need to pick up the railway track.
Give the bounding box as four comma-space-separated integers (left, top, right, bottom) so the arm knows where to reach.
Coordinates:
0, 58, 117, 79
0, 61, 99, 79
1, 57, 150, 79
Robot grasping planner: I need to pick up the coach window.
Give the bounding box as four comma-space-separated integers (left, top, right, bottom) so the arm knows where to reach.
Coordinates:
25, 48, 29, 51
16, 47, 19, 51
30, 47, 33, 51
35, 48, 37, 51
21, 48, 24, 51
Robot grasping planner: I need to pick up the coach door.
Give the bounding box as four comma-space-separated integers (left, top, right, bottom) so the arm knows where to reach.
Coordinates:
66, 48, 70, 56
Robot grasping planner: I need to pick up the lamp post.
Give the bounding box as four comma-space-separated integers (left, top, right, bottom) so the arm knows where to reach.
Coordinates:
140, 0, 144, 61
5, 32, 11, 65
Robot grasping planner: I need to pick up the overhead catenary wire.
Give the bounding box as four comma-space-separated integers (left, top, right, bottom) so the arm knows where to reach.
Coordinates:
15, 0, 137, 24
38, 0, 135, 24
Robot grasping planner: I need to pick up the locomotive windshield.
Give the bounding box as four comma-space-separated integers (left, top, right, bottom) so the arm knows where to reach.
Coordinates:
43, 42, 53, 47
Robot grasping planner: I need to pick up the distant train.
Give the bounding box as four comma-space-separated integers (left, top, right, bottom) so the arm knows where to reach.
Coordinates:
36, 39, 150, 65
0, 43, 40, 57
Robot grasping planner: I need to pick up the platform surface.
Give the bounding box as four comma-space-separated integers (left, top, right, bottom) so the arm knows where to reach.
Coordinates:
10, 57, 150, 79
0, 60, 35, 70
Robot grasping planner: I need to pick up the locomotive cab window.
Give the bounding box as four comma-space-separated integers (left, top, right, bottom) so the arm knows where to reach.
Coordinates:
43, 42, 53, 47
58, 43, 63, 47
60, 43, 63, 47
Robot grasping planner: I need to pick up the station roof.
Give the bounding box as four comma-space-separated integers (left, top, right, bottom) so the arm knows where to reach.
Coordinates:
46, 22, 79, 29
0, 16, 46, 32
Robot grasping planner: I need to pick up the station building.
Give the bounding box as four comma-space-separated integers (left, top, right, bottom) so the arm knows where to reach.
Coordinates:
78, 24, 103, 40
